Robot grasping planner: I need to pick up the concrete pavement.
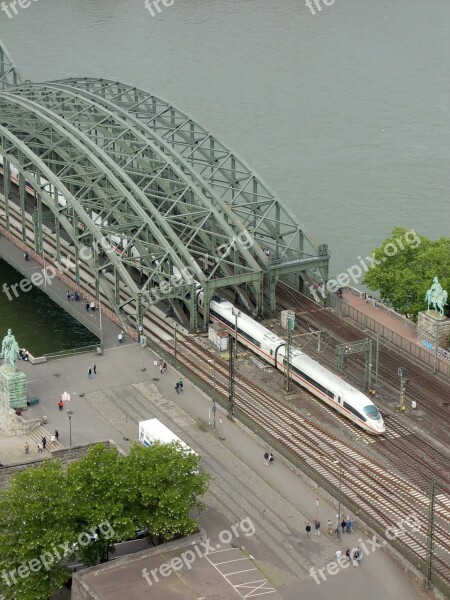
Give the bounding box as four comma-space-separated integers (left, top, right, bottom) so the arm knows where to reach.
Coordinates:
0, 343, 433, 600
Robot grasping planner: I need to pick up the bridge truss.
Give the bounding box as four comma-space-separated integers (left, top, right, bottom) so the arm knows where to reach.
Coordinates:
0, 40, 329, 331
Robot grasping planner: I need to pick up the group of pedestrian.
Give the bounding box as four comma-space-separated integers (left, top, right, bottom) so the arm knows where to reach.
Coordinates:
345, 546, 362, 567
85, 300, 95, 311
66, 290, 81, 302
26, 431, 59, 455
263, 452, 274, 467
340, 516, 355, 534
88, 364, 97, 380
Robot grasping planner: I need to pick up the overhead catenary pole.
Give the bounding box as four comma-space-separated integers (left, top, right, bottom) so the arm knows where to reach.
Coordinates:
228, 334, 235, 417
284, 316, 293, 392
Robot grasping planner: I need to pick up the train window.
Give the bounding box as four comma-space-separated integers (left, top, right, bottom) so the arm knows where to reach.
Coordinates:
363, 405, 381, 420
337, 396, 341, 404
343, 401, 366, 422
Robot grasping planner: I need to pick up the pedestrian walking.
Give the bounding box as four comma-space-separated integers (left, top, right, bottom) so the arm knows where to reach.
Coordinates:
264, 452, 269, 467
175, 382, 181, 394
24, 442, 29, 454
305, 523, 311, 539
352, 548, 360, 567
346, 517, 351, 533
85, 302, 90, 312
327, 519, 333, 535
162, 361, 167, 373
268, 452, 274, 466
90, 301, 95, 311
178, 377, 183, 390
42, 436, 46, 450
51, 434, 56, 446
93, 364, 97, 375
24, 251, 29, 261
341, 519, 346, 534
88, 367, 92, 380
349, 516, 355, 534
314, 520, 321, 536
37, 442, 43, 453
54, 430, 59, 442
75, 291, 80, 301
67, 290, 71, 301
58, 400, 64, 411
118, 331, 124, 344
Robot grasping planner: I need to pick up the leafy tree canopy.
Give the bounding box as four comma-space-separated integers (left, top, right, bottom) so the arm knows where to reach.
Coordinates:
0, 441, 210, 600
0, 460, 73, 600
363, 227, 450, 319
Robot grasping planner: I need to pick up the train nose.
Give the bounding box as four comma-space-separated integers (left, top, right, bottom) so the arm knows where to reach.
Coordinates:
376, 419, 385, 434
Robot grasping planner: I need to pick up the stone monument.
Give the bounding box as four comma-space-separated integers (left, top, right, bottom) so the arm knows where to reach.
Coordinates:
418, 277, 450, 352
0, 328, 27, 410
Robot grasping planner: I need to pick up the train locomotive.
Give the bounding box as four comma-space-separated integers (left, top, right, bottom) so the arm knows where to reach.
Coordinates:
198, 291, 385, 435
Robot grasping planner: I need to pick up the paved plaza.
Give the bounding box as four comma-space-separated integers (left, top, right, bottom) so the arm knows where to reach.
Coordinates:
0, 342, 432, 600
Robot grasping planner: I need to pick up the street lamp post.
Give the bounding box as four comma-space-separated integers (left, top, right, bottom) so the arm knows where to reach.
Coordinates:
67, 409, 74, 447
231, 309, 240, 359
208, 358, 216, 430
333, 459, 342, 540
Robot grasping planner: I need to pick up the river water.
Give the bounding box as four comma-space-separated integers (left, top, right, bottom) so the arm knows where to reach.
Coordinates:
1, 1, 449, 285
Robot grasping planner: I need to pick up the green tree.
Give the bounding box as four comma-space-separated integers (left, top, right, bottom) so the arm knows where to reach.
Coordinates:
66, 444, 135, 565
123, 443, 210, 545
363, 227, 450, 319
0, 461, 73, 600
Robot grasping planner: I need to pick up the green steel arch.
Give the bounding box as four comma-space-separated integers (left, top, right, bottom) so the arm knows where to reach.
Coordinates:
0, 38, 329, 329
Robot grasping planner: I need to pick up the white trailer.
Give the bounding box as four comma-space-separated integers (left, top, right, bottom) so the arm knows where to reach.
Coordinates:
138, 418, 197, 457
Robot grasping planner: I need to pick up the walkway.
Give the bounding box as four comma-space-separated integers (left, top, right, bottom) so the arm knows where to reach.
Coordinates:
0, 345, 430, 600
339, 289, 417, 344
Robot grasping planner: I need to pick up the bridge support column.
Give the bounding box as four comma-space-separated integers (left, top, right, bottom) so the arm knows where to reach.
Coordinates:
189, 284, 198, 333
202, 282, 212, 331
3, 157, 10, 231
18, 167, 26, 243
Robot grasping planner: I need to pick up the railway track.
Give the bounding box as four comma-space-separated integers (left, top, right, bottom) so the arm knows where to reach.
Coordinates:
142, 312, 450, 589
276, 282, 450, 438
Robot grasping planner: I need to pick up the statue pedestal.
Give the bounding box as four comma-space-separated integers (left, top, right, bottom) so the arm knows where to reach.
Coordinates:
417, 311, 450, 351
0, 364, 27, 410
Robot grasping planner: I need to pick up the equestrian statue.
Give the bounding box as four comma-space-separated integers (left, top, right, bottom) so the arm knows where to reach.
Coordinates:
425, 277, 448, 317
1, 328, 21, 370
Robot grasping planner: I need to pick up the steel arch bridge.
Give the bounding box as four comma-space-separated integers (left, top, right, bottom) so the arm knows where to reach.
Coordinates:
0, 39, 329, 331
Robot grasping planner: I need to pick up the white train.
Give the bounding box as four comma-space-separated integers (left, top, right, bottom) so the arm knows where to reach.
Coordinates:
198, 292, 385, 435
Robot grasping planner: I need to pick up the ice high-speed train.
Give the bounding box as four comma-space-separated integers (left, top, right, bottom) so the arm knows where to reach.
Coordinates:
198, 292, 385, 435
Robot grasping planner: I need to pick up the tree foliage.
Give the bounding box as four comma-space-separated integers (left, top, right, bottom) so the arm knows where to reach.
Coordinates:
0, 442, 210, 600
363, 227, 450, 319
0, 461, 73, 600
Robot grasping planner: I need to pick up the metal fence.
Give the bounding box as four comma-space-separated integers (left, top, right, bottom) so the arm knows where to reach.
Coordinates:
44, 344, 99, 361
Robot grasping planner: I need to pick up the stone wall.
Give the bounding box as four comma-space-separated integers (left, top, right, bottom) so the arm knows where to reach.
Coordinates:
0, 440, 123, 491
417, 311, 450, 351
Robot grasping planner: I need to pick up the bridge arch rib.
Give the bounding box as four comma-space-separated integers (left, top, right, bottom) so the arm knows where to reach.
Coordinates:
0, 50, 330, 327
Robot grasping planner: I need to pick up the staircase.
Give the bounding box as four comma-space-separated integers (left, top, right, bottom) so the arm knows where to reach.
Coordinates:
27, 425, 63, 453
